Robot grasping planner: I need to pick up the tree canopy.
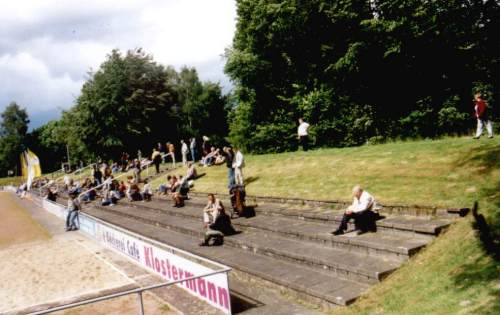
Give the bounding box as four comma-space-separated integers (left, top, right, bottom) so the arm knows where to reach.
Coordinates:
0, 102, 29, 175
225, 0, 499, 152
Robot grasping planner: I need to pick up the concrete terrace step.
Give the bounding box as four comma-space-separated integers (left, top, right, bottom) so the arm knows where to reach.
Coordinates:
101, 199, 431, 261
187, 191, 467, 218
81, 206, 369, 307
182, 194, 452, 236
86, 203, 400, 284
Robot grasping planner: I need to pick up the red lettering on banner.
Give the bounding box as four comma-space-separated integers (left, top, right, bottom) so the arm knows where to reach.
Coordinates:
161, 261, 166, 276
166, 259, 172, 279
218, 287, 229, 310
172, 265, 178, 280
208, 282, 217, 304
178, 268, 185, 284
197, 278, 207, 298
155, 258, 160, 272
184, 271, 197, 292
144, 247, 152, 268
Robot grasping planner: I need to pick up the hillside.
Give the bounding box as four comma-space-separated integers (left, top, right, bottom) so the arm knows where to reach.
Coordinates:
150, 136, 499, 314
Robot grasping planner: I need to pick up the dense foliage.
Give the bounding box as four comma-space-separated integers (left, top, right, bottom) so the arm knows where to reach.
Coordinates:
0, 103, 29, 175
225, 0, 499, 152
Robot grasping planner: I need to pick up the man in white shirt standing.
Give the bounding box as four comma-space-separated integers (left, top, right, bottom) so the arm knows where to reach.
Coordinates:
181, 140, 189, 166
233, 147, 245, 186
332, 185, 376, 235
297, 118, 310, 151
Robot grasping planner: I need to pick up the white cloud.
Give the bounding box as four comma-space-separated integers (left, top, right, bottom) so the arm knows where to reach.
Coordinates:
0, 53, 83, 111
0, 0, 236, 127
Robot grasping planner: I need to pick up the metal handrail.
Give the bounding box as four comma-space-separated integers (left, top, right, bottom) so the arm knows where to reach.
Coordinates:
38, 163, 96, 195
77, 160, 154, 200
28, 268, 231, 315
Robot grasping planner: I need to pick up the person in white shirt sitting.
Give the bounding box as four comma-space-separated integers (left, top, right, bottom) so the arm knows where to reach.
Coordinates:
141, 179, 153, 201
297, 118, 310, 151
332, 185, 376, 235
203, 194, 223, 228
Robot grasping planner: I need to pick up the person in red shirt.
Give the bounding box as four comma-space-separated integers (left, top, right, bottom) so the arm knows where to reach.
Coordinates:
473, 93, 493, 139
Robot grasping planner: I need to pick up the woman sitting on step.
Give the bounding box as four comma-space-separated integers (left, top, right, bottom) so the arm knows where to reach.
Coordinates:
203, 193, 223, 227
199, 204, 236, 246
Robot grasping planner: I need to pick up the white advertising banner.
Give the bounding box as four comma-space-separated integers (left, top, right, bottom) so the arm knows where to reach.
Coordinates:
40, 199, 231, 314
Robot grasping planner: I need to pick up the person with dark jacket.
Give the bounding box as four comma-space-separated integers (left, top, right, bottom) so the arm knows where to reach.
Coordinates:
92, 165, 103, 186
199, 207, 236, 246
152, 148, 162, 174
223, 147, 235, 188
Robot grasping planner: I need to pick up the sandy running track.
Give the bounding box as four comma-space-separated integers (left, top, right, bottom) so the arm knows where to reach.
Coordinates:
0, 192, 50, 248
0, 193, 176, 314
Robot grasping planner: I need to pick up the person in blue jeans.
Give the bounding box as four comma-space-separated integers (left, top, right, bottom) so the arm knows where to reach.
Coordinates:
190, 137, 197, 162
66, 191, 81, 231
223, 147, 235, 188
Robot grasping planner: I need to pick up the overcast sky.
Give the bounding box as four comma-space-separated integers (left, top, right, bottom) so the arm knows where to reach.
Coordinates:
0, 0, 237, 129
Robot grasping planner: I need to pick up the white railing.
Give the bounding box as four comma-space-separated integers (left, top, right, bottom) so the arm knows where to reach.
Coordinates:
27, 268, 231, 315
77, 160, 154, 200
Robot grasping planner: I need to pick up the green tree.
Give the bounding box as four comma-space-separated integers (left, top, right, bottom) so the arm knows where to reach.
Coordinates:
225, 0, 499, 152
70, 48, 178, 161
0, 102, 30, 176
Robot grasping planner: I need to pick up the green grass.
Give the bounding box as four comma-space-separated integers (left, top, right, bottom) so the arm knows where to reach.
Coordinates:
2, 136, 498, 314
149, 136, 499, 314
0, 176, 23, 187
152, 137, 499, 209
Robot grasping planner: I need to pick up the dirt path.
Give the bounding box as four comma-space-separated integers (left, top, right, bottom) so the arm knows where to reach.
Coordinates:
0, 192, 50, 248
0, 192, 178, 315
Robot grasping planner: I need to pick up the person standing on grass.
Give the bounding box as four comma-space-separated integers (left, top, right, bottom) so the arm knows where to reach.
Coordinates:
152, 148, 162, 174
166, 142, 176, 168
181, 140, 189, 166
190, 137, 197, 162
133, 159, 142, 183
233, 147, 245, 186
223, 146, 235, 188
331, 185, 376, 235
66, 191, 81, 231
473, 93, 494, 139
297, 118, 310, 151
202, 136, 210, 156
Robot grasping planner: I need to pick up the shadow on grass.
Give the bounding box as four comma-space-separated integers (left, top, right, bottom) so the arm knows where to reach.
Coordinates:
453, 144, 500, 174
471, 201, 500, 260
244, 176, 259, 186
451, 201, 500, 314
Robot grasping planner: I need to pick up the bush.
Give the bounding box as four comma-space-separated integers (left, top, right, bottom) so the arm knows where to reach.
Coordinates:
437, 95, 469, 135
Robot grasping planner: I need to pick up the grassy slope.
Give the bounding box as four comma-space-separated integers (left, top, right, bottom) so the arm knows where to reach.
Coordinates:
150, 136, 499, 314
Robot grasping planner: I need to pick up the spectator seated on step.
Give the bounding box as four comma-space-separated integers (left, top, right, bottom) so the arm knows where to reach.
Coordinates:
168, 175, 181, 194
118, 181, 127, 198
158, 175, 172, 195
111, 162, 121, 174
81, 183, 97, 203
142, 179, 153, 201
201, 147, 219, 167
45, 186, 58, 202
203, 193, 223, 228
171, 176, 189, 207
185, 162, 198, 181
230, 185, 246, 218
331, 185, 377, 235
127, 182, 143, 202
101, 188, 118, 206
199, 205, 236, 246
